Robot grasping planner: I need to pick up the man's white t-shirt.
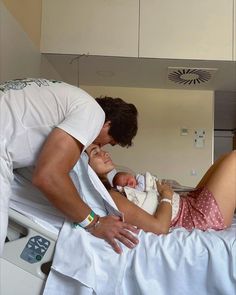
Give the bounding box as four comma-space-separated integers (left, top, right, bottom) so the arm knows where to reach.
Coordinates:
0, 78, 105, 168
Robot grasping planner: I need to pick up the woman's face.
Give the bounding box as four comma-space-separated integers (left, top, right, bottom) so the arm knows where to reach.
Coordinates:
86, 144, 115, 176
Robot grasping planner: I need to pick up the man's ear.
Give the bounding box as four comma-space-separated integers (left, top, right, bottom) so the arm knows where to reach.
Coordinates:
103, 121, 111, 128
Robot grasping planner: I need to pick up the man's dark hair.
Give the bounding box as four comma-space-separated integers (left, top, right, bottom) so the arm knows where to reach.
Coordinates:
95, 96, 138, 147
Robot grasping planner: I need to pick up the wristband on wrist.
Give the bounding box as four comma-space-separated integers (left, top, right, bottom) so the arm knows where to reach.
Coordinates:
72, 211, 95, 229
160, 198, 172, 205
86, 215, 100, 232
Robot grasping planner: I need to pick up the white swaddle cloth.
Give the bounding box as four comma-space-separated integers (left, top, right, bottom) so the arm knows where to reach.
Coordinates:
124, 172, 180, 220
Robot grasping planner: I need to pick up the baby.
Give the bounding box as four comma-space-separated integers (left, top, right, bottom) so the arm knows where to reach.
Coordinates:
112, 171, 157, 192
112, 171, 180, 219
113, 172, 137, 189
112, 171, 192, 192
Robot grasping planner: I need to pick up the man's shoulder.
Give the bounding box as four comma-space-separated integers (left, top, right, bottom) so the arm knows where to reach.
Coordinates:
0, 78, 62, 93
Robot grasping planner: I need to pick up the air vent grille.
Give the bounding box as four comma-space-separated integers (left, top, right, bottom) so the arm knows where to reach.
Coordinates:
167, 67, 218, 86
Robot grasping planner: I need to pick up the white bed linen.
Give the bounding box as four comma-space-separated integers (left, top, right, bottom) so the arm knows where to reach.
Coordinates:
9, 167, 65, 234
44, 219, 236, 295
43, 154, 236, 295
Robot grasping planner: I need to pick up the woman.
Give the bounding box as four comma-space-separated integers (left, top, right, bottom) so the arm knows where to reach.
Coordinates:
86, 144, 236, 235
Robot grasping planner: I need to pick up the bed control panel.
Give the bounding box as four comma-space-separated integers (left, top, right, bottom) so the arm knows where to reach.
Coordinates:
20, 235, 50, 264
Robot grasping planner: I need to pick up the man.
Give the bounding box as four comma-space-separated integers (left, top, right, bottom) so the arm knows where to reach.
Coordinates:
0, 78, 139, 255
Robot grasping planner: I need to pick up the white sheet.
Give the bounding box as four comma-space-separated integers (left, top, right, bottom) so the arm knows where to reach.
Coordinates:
9, 167, 65, 234
44, 218, 236, 295
43, 154, 236, 295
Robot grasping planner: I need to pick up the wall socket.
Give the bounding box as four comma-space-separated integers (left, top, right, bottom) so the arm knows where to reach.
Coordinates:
194, 129, 206, 148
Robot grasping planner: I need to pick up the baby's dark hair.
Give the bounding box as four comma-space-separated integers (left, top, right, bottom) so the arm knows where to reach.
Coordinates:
95, 96, 138, 147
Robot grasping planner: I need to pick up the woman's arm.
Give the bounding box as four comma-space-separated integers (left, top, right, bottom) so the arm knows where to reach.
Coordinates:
109, 181, 174, 235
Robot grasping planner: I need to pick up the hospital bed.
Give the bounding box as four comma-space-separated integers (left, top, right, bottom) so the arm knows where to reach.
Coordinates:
2, 208, 236, 295
0, 209, 236, 295
1, 160, 236, 295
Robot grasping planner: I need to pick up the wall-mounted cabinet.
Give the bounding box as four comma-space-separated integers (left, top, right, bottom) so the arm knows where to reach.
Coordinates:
139, 0, 234, 61
41, 0, 139, 57
41, 0, 234, 61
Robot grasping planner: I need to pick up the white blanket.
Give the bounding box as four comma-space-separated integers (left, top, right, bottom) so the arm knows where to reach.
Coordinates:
43, 154, 236, 295
44, 220, 236, 295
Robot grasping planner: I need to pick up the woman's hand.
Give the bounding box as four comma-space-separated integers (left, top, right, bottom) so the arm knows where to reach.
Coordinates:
88, 215, 139, 254
156, 180, 174, 199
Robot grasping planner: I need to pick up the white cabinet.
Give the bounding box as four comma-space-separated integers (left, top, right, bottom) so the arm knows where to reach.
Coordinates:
41, 0, 139, 57
139, 0, 234, 61
41, 0, 234, 61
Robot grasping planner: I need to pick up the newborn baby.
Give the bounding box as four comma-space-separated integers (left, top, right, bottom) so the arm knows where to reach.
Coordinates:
112, 171, 180, 219
113, 171, 157, 192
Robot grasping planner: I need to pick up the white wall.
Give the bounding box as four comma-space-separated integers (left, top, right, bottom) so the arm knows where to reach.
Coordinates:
0, 1, 215, 188
83, 85, 214, 187
0, 1, 41, 82
40, 55, 63, 81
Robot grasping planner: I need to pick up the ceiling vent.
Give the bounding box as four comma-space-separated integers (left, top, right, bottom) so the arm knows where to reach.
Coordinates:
167, 67, 218, 86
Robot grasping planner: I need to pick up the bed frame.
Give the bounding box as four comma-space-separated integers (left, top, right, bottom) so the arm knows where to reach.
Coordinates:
2, 209, 236, 295
0, 209, 57, 295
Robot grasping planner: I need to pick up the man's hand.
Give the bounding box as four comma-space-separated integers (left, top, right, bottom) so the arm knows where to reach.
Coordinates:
89, 215, 139, 254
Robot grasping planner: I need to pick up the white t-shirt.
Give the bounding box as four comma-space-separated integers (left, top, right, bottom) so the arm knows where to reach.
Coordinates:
0, 78, 105, 168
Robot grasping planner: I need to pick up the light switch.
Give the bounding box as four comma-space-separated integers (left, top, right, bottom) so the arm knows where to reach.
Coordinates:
180, 127, 188, 136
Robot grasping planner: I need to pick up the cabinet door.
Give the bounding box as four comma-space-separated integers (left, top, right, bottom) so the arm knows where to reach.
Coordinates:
139, 0, 233, 60
41, 0, 139, 57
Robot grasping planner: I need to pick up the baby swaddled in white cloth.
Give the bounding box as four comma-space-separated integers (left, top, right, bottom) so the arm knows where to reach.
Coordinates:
113, 171, 180, 221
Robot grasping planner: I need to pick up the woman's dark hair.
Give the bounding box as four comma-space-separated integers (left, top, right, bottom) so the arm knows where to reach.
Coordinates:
95, 96, 138, 147
100, 177, 112, 191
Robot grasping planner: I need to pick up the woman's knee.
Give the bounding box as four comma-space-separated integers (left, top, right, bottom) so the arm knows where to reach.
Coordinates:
228, 150, 236, 161
223, 150, 236, 163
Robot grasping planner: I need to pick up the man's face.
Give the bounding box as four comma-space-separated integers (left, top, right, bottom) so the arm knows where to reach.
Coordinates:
93, 121, 117, 147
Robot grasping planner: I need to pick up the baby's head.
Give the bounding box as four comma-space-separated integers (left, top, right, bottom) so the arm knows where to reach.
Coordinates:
113, 172, 137, 188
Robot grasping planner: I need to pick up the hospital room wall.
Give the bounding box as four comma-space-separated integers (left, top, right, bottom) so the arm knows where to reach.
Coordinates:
0, 0, 41, 82
0, 0, 59, 83
83, 85, 214, 187
0, 0, 214, 188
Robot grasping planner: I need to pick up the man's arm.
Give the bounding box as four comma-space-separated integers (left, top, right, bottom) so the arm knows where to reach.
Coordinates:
32, 128, 139, 253
32, 128, 89, 220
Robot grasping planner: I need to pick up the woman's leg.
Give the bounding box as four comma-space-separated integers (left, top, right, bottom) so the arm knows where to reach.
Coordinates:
196, 153, 229, 188
197, 151, 236, 227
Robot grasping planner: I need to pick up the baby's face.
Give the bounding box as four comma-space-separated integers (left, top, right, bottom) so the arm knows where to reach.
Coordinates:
126, 175, 137, 188
116, 174, 137, 188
